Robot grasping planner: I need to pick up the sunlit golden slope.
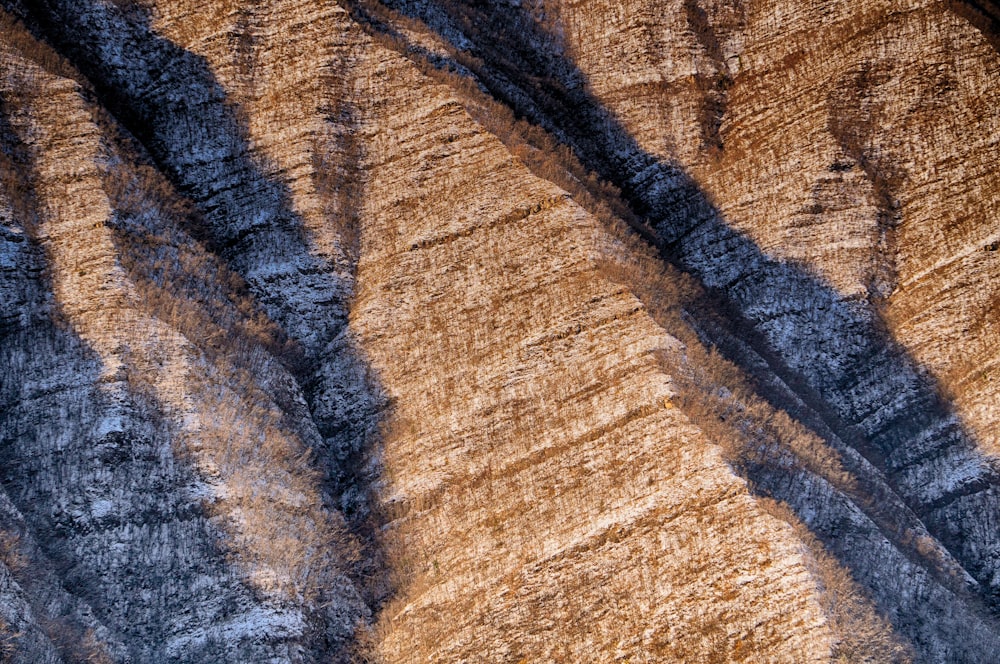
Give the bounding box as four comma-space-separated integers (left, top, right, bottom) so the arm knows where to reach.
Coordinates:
0, 0, 999, 662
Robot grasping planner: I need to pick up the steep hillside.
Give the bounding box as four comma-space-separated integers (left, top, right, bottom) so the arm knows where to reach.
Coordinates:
0, 0, 998, 662
370, 0, 1000, 646
0, 11, 373, 660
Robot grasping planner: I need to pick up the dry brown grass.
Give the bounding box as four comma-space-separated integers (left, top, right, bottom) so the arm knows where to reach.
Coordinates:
0, 531, 28, 575
0, 616, 19, 661
758, 498, 912, 663
2, 13, 351, 610
349, 0, 641, 233
594, 247, 857, 493
0, 11, 82, 85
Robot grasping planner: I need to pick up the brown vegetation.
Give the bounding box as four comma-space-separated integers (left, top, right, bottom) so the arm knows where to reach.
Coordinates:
757, 498, 912, 663
3, 0, 997, 660
0, 616, 19, 661
2, 10, 355, 613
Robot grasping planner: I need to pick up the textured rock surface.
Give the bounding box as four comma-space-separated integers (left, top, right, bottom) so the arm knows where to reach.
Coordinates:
0, 0, 998, 661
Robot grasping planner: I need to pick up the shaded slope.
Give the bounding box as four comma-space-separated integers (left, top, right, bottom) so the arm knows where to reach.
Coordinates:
347, 35, 857, 662
372, 0, 1000, 613
4, 3, 856, 659
0, 10, 372, 660
338, 0, 1000, 658
1, 0, 999, 662
539, 0, 1000, 609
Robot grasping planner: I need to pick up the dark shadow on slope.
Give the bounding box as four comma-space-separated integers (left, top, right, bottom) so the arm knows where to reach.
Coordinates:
0, 321, 289, 663
0, 96, 123, 664
2, 1, 393, 660
354, 0, 1000, 655
0, 92, 272, 662
948, 0, 1000, 50
8, 0, 1000, 658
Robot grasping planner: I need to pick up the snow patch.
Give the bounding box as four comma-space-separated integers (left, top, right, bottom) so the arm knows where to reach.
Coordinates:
91, 499, 114, 519
95, 415, 125, 438
165, 606, 305, 658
